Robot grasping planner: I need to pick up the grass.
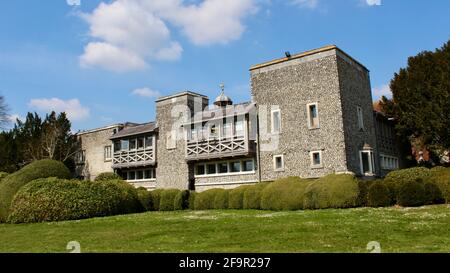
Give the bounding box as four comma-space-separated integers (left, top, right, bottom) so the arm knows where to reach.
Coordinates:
1, 205, 450, 253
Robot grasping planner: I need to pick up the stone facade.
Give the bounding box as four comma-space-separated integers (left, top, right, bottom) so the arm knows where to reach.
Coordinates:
76, 45, 400, 191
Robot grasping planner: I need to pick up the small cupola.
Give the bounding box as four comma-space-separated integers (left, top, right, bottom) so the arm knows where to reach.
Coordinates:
214, 83, 233, 107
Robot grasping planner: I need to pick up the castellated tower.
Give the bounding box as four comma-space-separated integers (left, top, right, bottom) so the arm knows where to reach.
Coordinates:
155, 91, 209, 189
251, 45, 379, 180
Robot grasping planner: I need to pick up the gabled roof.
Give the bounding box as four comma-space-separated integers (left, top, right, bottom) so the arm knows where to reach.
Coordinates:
110, 122, 157, 140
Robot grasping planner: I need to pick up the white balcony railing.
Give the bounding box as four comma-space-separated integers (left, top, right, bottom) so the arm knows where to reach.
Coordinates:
112, 148, 155, 168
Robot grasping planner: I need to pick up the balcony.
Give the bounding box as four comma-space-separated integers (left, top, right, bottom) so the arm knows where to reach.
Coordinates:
186, 136, 255, 161
112, 148, 156, 169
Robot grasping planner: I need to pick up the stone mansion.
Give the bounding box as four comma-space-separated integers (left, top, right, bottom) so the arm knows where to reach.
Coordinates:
75, 45, 402, 191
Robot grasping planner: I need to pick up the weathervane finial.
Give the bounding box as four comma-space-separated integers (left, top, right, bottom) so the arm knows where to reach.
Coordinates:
219, 83, 225, 94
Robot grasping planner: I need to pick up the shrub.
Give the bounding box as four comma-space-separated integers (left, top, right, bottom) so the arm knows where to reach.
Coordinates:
159, 189, 181, 211
8, 178, 142, 223
243, 183, 269, 210
174, 190, 190, 210
150, 189, 164, 211
397, 180, 427, 207
228, 185, 252, 209
431, 167, 450, 203
136, 187, 153, 211
0, 159, 71, 222
384, 167, 434, 202
213, 189, 229, 209
367, 182, 392, 207
357, 180, 378, 207
261, 177, 313, 211
188, 191, 197, 210
194, 189, 224, 210
303, 174, 360, 209
94, 172, 122, 182
0, 172, 8, 182
424, 182, 445, 205
100, 179, 142, 214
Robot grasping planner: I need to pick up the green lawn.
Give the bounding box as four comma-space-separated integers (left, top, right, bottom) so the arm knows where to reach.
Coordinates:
1, 205, 449, 253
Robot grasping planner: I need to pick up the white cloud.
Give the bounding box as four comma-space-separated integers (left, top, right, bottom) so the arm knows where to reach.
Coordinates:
28, 98, 90, 121
366, 0, 381, 6
372, 84, 392, 99
7, 114, 24, 123
290, 0, 319, 9
79, 0, 256, 71
132, 87, 162, 98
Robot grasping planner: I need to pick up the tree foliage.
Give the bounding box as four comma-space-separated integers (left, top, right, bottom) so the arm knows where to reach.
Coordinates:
0, 96, 9, 129
381, 40, 450, 159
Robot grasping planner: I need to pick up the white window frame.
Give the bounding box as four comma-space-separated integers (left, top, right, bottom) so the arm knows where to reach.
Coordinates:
123, 168, 157, 182
310, 150, 323, 169
357, 106, 365, 131
307, 102, 320, 129
359, 150, 375, 176
195, 158, 256, 178
380, 154, 399, 170
104, 145, 112, 162
271, 108, 282, 134
273, 154, 285, 172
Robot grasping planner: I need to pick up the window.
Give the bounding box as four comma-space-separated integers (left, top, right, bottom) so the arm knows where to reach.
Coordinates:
273, 155, 284, 171
222, 122, 232, 138
137, 138, 144, 149
190, 127, 198, 141
129, 139, 137, 150
121, 140, 129, 151
310, 151, 323, 168
123, 168, 156, 181
144, 170, 152, 179
207, 164, 217, 175
380, 154, 399, 170
234, 117, 245, 137
230, 161, 241, 173
136, 170, 144, 180
77, 150, 86, 164
145, 136, 153, 148
104, 146, 112, 161
360, 150, 375, 175
128, 171, 136, 180
196, 165, 206, 176
209, 124, 218, 139
357, 106, 364, 130
307, 103, 319, 129
271, 109, 281, 133
114, 141, 121, 152
242, 160, 254, 172
218, 162, 228, 174
121, 171, 128, 180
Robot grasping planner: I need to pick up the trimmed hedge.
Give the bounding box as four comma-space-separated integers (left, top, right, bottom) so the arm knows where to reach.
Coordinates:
431, 167, 450, 202
357, 180, 378, 207
174, 190, 190, 210
188, 191, 197, 210
194, 189, 225, 210
424, 182, 445, 205
384, 167, 434, 202
150, 189, 164, 211
397, 180, 427, 207
243, 183, 269, 210
228, 185, 252, 209
160, 189, 181, 211
8, 178, 142, 223
0, 159, 71, 222
261, 177, 313, 211
213, 189, 229, 209
136, 187, 153, 211
303, 174, 360, 209
94, 172, 122, 182
0, 172, 8, 182
367, 182, 392, 207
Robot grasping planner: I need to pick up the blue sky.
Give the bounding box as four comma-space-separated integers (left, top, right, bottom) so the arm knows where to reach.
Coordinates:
0, 0, 449, 131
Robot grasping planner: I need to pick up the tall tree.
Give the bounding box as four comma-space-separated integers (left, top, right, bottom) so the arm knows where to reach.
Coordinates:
381, 40, 450, 161
0, 96, 8, 129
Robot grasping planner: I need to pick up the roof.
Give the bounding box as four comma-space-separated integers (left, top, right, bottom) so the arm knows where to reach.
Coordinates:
214, 92, 233, 106
110, 122, 157, 140
155, 91, 208, 102
76, 124, 123, 136
249, 45, 369, 72
184, 102, 256, 125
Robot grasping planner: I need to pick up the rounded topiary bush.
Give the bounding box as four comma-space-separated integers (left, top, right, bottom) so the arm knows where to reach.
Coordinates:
261, 177, 313, 211
397, 180, 427, 207
159, 189, 181, 211
8, 178, 142, 223
243, 183, 269, 210
228, 185, 252, 209
188, 191, 197, 210
136, 187, 153, 211
0, 159, 71, 222
213, 189, 229, 209
431, 167, 450, 203
94, 172, 122, 182
194, 189, 224, 210
0, 172, 8, 182
384, 167, 434, 202
357, 180, 378, 207
367, 182, 392, 207
424, 182, 444, 205
150, 189, 164, 211
99, 179, 142, 214
174, 190, 190, 210
303, 174, 360, 209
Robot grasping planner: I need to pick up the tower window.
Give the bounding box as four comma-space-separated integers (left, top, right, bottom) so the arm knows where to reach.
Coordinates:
307, 103, 320, 129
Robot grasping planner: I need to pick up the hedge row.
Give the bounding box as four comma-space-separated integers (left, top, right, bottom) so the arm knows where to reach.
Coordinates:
8, 178, 142, 223
0, 160, 71, 222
